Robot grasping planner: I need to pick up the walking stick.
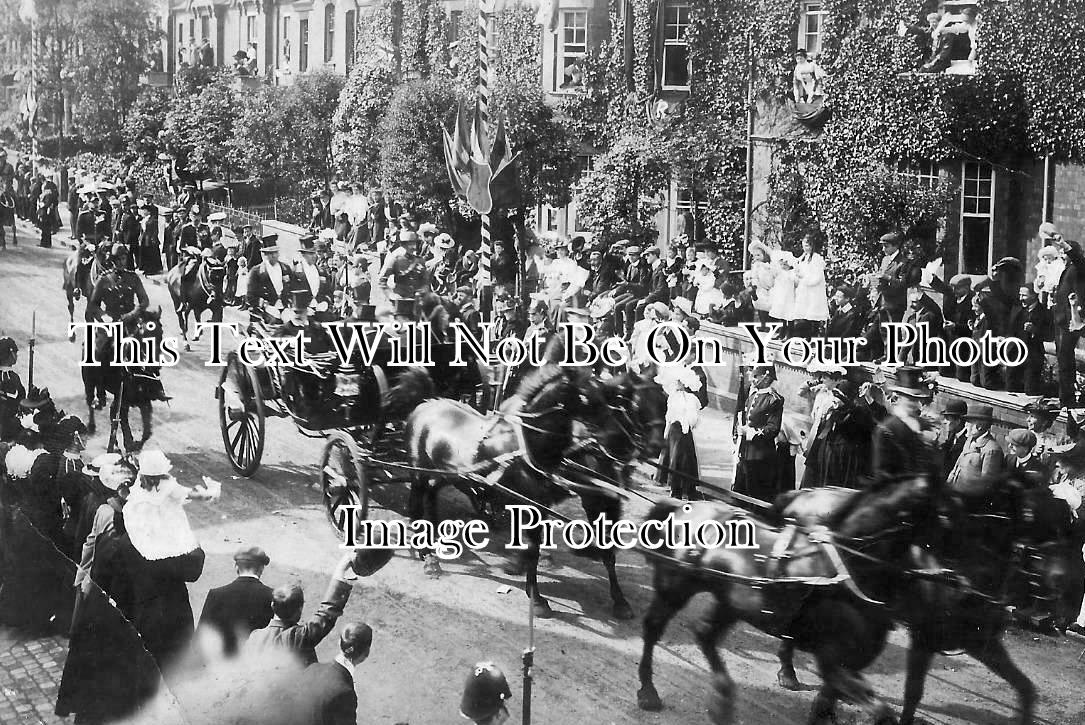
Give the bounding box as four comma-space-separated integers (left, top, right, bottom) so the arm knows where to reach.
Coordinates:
522, 592, 534, 725
27, 310, 35, 388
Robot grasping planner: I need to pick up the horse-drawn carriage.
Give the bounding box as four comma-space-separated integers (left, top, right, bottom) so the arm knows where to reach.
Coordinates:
216, 319, 489, 529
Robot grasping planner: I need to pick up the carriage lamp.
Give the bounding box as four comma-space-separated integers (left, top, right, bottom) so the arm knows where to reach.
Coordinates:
334, 365, 361, 398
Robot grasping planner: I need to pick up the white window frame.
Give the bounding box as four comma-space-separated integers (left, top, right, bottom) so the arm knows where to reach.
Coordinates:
896, 159, 939, 190
553, 9, 588, 93
669, 178, 706, 242
569, 155, 595, 233
959, 161, 995, 274
798, 1, 827, 57
661, 0, 691, 91
324, 4, 335, 64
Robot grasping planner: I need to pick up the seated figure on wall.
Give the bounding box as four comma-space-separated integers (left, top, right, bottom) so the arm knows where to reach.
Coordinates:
792, 49, 827, 104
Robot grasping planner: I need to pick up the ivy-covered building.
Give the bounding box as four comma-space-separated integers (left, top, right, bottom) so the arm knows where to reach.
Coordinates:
745, 0, 1085, 278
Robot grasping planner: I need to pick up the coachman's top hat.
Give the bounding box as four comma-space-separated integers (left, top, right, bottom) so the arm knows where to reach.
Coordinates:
393, 299, 415, 317
298, 234, 318, 253
259, 234, 279, 253
290, 288, 314, 312
886, 366, 933, 399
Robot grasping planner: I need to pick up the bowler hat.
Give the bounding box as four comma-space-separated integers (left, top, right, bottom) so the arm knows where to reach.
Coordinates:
940, 399, 967, 417
234, 50, 248, 60
964, 405, 995, 423
234, 546, 270, 567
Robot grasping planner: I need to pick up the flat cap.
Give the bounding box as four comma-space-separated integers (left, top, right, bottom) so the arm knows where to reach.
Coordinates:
234, 546, 270, 566
1006, 429, 1037, 449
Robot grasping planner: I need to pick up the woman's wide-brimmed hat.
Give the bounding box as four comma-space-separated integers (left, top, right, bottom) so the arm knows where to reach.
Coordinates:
1051, 440, 1085, 469
0, 336, 17, 367
19, 385, 51, 409
1023, 397, 1060, 418
138, 448, 172, 477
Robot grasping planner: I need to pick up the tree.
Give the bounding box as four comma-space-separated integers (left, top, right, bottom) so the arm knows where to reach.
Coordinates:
123, 87, 172, 163
288, 70, 346, 188
161, 71, 240, 180
332, 63, 396, 183
378, 77, 456, 213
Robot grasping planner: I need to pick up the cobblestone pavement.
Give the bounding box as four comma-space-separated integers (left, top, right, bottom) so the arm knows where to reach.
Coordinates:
0, 628, 68, 725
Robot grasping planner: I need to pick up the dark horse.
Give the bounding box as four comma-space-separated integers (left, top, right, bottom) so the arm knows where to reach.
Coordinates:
637, 477, 936, 725
62, 243, 107, 338
81, 308, 166, 453
405, 364, 667, 619
775, 478, 1074, 725
166, 257, 226, 351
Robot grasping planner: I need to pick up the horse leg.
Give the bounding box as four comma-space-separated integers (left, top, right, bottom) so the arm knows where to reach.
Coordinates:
694, 598, 738, 725
106, 396, 120, 453
178, 307, 191, 351
119, 399, 136, 453
898, 639, 934, 725
408, 473, 443, 576
139, 401, 153, 446
66, 291, 76, 340
582, 493, 633, 620
965, 637, 1035, 725
777, 639, 803, 690
524, 526, 553, 619
810, 659, 895, 725
637, 577, 697, 711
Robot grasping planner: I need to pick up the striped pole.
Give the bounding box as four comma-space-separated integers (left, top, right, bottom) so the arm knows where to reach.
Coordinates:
477, 0, 493, 320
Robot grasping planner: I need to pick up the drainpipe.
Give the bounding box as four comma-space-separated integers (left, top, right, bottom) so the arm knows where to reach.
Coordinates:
1042, 153, 1051, 223
742, 27, 755, 265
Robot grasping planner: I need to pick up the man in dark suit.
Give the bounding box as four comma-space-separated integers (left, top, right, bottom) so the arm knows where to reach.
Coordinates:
938, 398, 968, 478
1006, 285, 1053, 394
1047, 231, 1085, 406
635, 247, 671, 320
246, 235, 293, 323
198, 546, 273, 656
733, 362, 785, 502
610, 244, 650, 338
266, 623, 372, 725
246, 553, 357, 666
293, 235, 335, 321
871, 366, 938, 484
874, 231, 911, 323
901, 285, 945, 365
826, 285, 862, 338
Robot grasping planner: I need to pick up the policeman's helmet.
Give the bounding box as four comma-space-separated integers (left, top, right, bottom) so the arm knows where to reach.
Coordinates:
460, 662, 512, 721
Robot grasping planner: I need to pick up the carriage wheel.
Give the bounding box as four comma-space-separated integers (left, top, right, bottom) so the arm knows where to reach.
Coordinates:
218, 352, 266, 477
320, 431, 403, 543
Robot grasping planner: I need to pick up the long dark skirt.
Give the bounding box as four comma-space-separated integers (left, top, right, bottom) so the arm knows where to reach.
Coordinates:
0, 506, 76, 634
733, 459, 780, 502
655, 422, 701, 500
800, 439, 825, 489
819, 438, 865, 488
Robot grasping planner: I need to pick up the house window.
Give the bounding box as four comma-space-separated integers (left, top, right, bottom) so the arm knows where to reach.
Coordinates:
282, 17, 291, 64
449, 10, 462, 42
672, 180, 706, 241
345, 10, 356, 72
200, 16, 210, 43
324, 5, 335, 64
799, 1, 827, 56
570, 155, 594, 233
189, 19, 195, 43
246, 15, 258, 45
662, 0, 690, 90
300, 18, 309, 72
554, 10, 587, 91
960, 162, 994, 275
897, 159, 939, 190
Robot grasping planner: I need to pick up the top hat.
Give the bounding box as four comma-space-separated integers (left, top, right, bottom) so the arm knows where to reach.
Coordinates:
879, 231, 904, 245
298, 234, 318, 252
260, 234, 279, 253
963, 405, 995, 423
234, 546, 271, 567
289, 288, 314, 312
393, 299, 415, 317
0, 337, 17, 367
352, 304, 377, 323
940, 398, 967, 417
886, 366, 933, 399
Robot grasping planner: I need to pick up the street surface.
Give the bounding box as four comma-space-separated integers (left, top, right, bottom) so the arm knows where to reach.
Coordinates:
0, 219, 1083, 725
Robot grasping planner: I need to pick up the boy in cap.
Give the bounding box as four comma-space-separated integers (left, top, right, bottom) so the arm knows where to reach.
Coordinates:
198, 545, 274, 656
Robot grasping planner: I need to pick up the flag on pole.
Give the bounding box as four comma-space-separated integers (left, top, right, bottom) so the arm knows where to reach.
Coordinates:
441, 99, 521, 215
488, 117, 521, 210
21, 81, 37, 139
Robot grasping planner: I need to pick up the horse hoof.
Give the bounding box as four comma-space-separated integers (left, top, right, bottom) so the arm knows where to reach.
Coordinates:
612, 601, 635, 621
87, 423, 96, 435
423, 555, 443, 578
777, 670, 802, 691
532, 600, 554, 619
184, 342, 191, 352
637, 685, 663, 712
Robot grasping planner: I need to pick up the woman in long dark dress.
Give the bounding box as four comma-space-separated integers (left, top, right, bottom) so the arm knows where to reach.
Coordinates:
817, 380, 877, 488
139, 204, 163, 275
57, 460, 162, 724
655, 333, 709, 500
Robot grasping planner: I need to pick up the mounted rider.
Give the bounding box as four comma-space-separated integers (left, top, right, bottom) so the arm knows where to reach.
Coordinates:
88, 244, 149, 335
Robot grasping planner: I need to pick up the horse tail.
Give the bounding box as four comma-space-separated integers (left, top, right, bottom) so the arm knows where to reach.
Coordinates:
382, 367, 436, 419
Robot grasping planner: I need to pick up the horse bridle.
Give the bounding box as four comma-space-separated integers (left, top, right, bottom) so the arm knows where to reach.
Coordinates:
601, 380, 666, 460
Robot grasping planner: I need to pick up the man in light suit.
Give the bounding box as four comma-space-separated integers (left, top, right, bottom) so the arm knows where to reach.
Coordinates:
947, 405, 1005, 495
246, 234, 292, 323
198, 546, 273, 657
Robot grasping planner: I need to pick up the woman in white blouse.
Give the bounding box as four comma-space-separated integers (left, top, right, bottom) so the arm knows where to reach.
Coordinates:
749, 243, 778, 327
792, 236, 830, 337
